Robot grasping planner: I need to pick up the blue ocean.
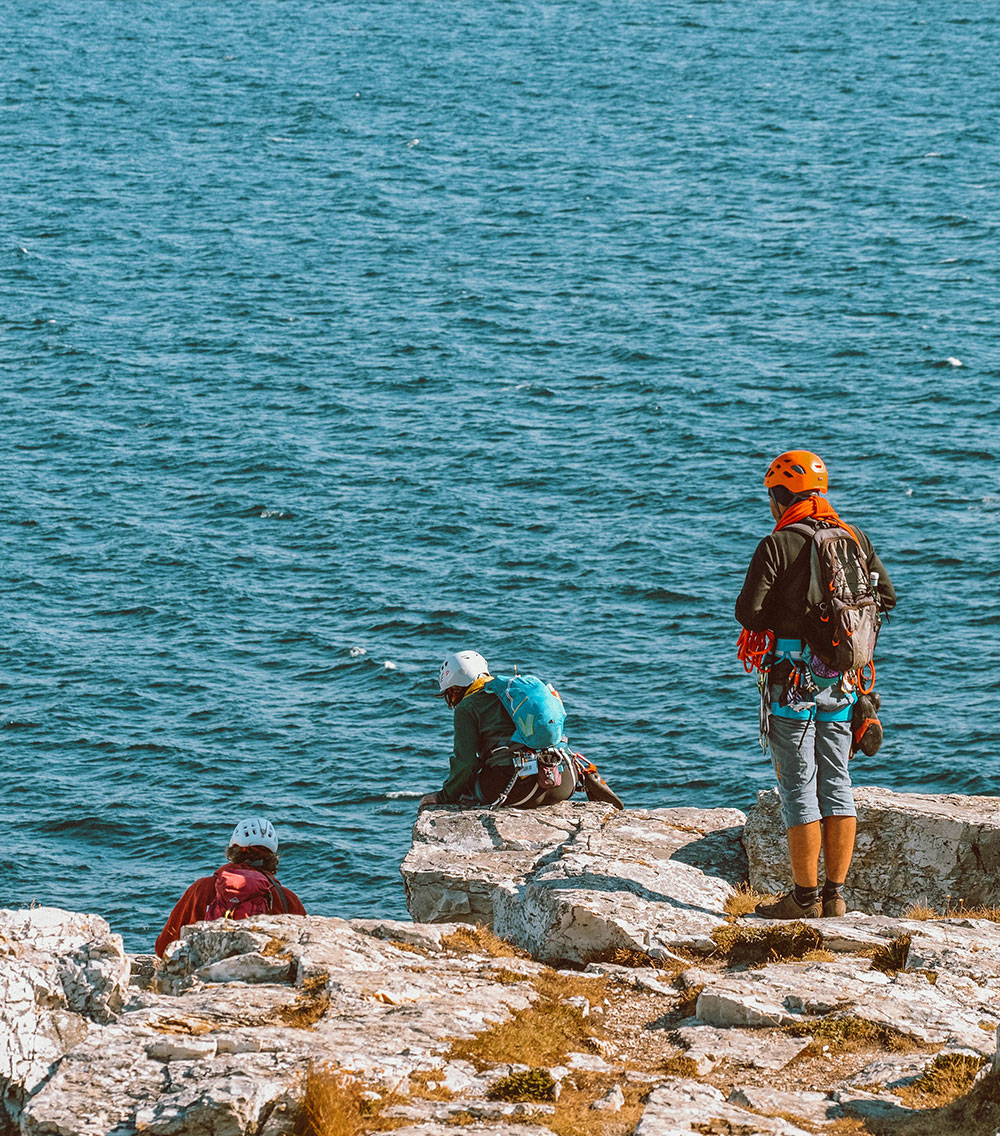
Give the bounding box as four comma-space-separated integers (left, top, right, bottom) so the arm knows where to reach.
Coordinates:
3, 1, 998, 953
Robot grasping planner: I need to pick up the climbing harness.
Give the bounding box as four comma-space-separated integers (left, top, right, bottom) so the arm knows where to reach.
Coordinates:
486, 746, 565, 810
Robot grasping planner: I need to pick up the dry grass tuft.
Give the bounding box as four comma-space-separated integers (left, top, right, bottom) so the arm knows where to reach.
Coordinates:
951, 903, 1000, 922
887, 1067, 1000, 1136
294, 1063, 402, 1136
545, 1076, 646, 1136
723, 881, 772, 919
906, 1053, 988, 1102
711, 921, 822, 966
261, 937, 291, 957
490, 967, 531, 985
387, 940, 424, 955
276, 975, 331, 1029
447, 967, 607, 1069
486, 1069, 556, 1102
583, 946, 678, 971
866, 933, 912, 975
150, 1015, 215, 1035
786, 1013, 912, 1052
443, 1110, 478, 1127
440, 925, 526, 958
532, 967, 609, 1005
659, 1054, 700, 1078
903, 903, 939, 921
801, 949, 837, 963
903, 901, 1000, 924
407, 1069, 455, 1102
673, 984, 704, 1019
448, 999, 591, 1069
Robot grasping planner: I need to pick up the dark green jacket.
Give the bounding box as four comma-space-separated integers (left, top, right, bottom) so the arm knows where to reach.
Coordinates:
438, 688, 515, 804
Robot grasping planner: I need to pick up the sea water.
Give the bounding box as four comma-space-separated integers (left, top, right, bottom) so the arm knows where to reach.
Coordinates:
2, 0, 998, 952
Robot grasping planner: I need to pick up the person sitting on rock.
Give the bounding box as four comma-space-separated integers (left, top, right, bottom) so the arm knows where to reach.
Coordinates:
419, 650, 618, 810
154, 817, 306, 957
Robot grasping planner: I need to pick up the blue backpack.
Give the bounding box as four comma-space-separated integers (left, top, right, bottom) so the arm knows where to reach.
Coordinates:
484, 674, 566, 750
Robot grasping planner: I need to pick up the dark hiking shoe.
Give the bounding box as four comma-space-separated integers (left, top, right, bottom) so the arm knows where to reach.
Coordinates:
822, 895, 848, 918
754, 891, 822, 920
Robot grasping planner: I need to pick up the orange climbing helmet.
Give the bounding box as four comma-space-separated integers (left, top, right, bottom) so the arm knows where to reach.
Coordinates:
764, 450, 828, 496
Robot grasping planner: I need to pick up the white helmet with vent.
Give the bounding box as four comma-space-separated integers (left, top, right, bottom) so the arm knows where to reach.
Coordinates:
229, 817, 278, 852
437, 650, 489, 695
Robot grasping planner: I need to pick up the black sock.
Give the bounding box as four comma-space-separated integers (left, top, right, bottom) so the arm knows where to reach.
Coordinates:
821, 879, 845, 900
793, 884, 820, 907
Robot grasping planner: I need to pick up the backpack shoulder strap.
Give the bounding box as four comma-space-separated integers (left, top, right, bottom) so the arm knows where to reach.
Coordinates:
260, 870, 289, 914
783, 520, 822, 538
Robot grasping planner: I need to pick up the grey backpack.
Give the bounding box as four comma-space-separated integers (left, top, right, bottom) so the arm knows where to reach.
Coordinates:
787, 520, 881, 673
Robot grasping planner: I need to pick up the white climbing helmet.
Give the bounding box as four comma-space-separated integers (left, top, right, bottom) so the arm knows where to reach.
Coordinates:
229, 817, 278, 852
437, 650, 489, 695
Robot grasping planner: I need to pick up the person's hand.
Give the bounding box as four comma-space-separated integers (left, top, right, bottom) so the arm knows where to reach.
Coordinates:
418, 793, 438, 809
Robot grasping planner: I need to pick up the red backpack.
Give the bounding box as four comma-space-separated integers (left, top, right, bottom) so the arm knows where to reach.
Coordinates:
206, 865, 281, 921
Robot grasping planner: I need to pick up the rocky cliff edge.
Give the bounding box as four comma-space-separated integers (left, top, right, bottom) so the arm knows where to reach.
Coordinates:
3, 787, 1000, 1136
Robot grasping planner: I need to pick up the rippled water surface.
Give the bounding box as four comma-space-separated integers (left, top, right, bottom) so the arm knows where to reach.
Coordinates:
3, 1, 998, 951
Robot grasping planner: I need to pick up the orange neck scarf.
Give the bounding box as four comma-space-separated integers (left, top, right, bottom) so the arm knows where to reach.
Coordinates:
774, 494, 859, 542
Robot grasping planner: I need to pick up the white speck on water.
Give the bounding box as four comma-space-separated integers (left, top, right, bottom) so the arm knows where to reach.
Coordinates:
383, 660, 398, 670
349, 646, 367, 657
946, 357, 962, 367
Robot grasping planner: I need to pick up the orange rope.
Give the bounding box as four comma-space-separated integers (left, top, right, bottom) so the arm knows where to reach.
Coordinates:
736, 629, 774, 674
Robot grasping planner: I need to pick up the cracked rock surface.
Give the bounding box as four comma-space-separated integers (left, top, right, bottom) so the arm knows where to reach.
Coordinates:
403, 802, 748, 961
5, 793, 1000, 1136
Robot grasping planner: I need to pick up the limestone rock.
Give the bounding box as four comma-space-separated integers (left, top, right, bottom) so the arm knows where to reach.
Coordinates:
674, 1024, 813, 1074
634, 1079, 812, 1136
10, 913, 546, 1136
590, 1084, 625, 1111
0, 907, 129, 1130
696, 957, 1000, 1054
745, 787, 1000, 916
843, 1054, 941, 1091
404, 802, 747, 962
728, 1086, 842, 1127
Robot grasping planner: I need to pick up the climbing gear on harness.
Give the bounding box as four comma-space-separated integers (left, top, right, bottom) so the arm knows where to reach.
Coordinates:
764, 451, 828, 496
438, 651, 489, 695
484, 673, 566, 750
851, 691, 883, 756
485, 746, 572, 810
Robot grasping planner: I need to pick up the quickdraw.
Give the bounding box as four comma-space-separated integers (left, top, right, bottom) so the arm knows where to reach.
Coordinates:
852, 660, 876, 694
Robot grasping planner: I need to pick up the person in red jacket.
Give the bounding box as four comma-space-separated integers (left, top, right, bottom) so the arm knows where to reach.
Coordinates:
155, 817, 306, 957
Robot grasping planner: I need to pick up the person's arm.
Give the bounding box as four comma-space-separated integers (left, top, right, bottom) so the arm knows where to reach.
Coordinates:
154, 878, 213, 958
280, 887, 307, 915
868, 548, 896, 614
437, 700, 481, 804
735, 537, 781, 630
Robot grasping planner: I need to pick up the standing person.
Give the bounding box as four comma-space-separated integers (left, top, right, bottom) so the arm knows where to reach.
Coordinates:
736, 451, 896, 919
155, 817, 306, 956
